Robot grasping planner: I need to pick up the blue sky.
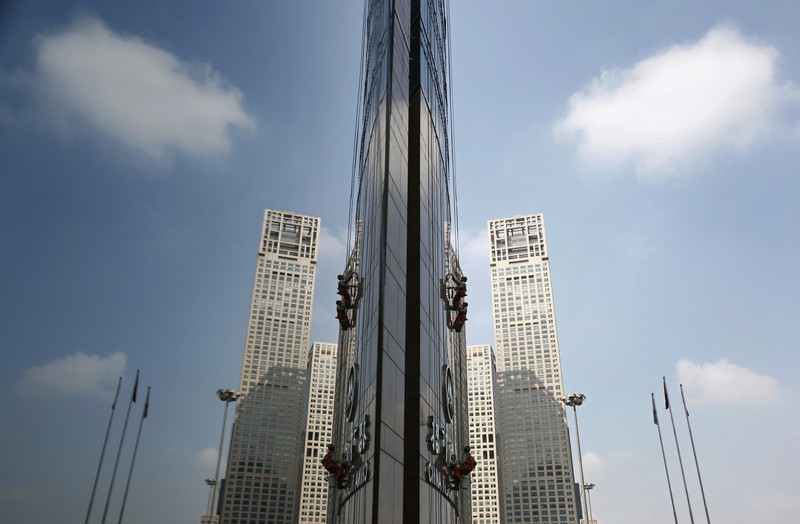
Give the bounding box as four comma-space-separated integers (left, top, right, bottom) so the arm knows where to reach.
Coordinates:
1, 1, 799, 523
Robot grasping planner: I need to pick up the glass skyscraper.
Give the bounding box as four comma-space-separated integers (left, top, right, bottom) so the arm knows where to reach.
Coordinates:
488, 214, 579, 524
327, 0, 469, 522
220, 209, 319, 524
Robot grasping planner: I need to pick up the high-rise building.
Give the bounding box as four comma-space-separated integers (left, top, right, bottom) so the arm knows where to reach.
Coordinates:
220, 209, 319, 524
296, 342, 338, 524
466, 344, 505, 524
326, 1, 470, 522
488, 214, 579, 524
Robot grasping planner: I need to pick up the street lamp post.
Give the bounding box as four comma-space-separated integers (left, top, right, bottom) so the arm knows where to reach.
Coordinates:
563, 393, 589, 524
207, 389, 240, 522
584, 483, 595, 524
204, 479, 216, 522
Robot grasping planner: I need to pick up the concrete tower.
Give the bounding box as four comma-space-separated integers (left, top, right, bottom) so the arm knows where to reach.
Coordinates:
488, 214, 579, 524
296, 342, 339, 524
220, 209, 319, 524
466, 344, 505, 524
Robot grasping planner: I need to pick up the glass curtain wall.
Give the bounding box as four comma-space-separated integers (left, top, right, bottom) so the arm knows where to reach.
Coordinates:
328, 1, 468, 523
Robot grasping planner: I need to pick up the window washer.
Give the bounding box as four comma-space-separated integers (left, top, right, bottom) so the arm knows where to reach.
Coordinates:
321, 444, 346, 487
335, 300, 352, 330
452, 445, 476, 488
451, 302, 468, 332
337, 273, 354, 308
450, 276, 467, 309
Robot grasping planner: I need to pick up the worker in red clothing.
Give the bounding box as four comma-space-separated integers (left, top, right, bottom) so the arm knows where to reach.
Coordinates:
450, 276, 467, 309
451, 302, 468, 332
321, 444, 346, 487
335, 300, 352, 330
452, 445, 476, 488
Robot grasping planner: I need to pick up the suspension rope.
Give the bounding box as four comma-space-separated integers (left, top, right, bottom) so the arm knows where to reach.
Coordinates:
346, 0, 371, 268
445, 0, 460, 263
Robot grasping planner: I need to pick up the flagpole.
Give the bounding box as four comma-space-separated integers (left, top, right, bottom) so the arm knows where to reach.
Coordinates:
85, 376, 123, 524
680, 384, 711, 524
101, 369, 139, 524
117, 386, 150, 524
665, 377, 695, 524
653, 393, 679, 524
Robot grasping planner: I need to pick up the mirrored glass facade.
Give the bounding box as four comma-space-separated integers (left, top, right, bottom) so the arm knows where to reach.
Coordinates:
327, 1, 469, 523
489, 214, 579, 524
220, 210, 319, 524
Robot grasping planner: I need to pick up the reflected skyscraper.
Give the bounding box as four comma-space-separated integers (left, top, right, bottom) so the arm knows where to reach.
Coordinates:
220, 209, 319, 524
488, 214, 579, 524
327, 0, 469, 522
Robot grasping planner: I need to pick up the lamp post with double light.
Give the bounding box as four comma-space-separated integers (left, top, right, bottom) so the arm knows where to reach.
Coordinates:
584, 482, 596, 524
206, 389, 241, 522
563, 393, 589, 524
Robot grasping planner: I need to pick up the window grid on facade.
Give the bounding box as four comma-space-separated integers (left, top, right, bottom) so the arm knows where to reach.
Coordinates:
295, 342, 338, 524
467, 344, 505, 524
489, 214, 579, 524
220, 210, 319, 524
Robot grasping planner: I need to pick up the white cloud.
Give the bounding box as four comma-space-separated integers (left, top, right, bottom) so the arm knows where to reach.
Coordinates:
34, 16, 255, 160
21, 351, 126, 398
676, 358, 781, 406
454, 228, 493, 345
583, 451, 609, 476
194, 447, 219, 470
317, 226, 348, 268
457, 228, 489, 269
555, 25, 800, 177
0, 69, 33, 126
622, 234, 654, 262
